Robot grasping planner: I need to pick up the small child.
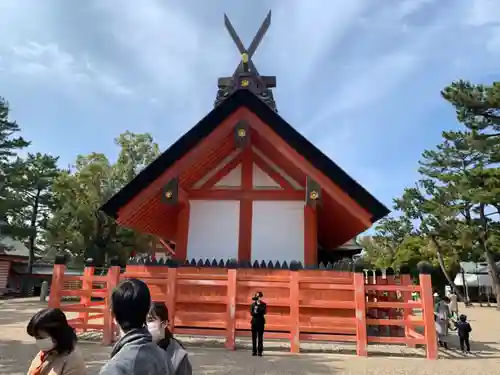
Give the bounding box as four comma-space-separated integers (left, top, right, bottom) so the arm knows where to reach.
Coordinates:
454, 314, 472, 354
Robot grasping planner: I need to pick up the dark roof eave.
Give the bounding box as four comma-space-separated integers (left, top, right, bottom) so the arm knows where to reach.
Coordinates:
100, 90, 389, 223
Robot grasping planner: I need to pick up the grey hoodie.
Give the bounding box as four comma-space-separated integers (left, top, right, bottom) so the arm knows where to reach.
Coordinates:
99, 328, 172, 375
158, 337, 192, 375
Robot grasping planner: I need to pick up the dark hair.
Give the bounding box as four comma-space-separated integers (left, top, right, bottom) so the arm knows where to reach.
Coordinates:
257, 291, 263, 298
111, 278, 151, 331
442, 296, 450, 303
148, 302, 184, 347
148, 301, 169, 322
26, 308, 77, 354
459, 314, 467, 322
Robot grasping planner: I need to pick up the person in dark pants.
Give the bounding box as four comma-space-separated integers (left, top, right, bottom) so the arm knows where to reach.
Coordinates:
454, 314, 472, 354
250, 291, 266, 357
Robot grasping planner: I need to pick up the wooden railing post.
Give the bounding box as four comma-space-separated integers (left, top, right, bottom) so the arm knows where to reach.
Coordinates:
289, 265, 300, 353
417, 261, 438, 360
353, 271, 368, 356
48, 260, 66, 309
103, 264, 121, 346
400, 273, 415, 347
78, 265, 95, 332
225, 268, 237, 350
167, 264, 178, 333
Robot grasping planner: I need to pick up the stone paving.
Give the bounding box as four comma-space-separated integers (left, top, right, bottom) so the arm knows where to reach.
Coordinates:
0, 298, 499, 375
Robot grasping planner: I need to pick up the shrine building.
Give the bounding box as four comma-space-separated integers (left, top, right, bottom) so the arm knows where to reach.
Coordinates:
100, 12, 389, 267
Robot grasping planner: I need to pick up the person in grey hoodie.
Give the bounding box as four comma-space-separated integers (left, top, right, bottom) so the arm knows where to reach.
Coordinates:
147, 302, 192, 375
100, 279, 172, 375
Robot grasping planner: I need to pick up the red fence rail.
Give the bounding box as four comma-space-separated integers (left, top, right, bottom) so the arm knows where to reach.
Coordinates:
48, 263, 438, 359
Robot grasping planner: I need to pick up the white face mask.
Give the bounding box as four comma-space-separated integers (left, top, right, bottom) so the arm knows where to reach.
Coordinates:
36, 338, 54, 352
147, 321, 165, 342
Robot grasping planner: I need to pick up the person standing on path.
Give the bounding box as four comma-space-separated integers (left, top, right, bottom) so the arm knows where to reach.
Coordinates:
449, 291, 459, 319
454, 314, 472, 354
99, 278, 172, 375
435, 296, 451, 349
250, 291, 267, 357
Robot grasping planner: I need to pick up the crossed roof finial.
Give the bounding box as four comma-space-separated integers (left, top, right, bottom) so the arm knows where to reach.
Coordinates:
215, 11, 277, 112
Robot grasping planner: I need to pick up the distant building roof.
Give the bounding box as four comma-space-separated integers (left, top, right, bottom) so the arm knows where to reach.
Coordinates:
11, 263, 83, 276
337, 238, 361, 250
460, 261, 500, 275
0, 236, 29, 258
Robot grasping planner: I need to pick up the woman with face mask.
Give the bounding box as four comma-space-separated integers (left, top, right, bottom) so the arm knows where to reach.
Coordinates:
26, 308, 86, 375
147, 302, 192, 375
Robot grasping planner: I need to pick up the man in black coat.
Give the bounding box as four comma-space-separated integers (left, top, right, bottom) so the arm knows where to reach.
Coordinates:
250, 291, 266, 356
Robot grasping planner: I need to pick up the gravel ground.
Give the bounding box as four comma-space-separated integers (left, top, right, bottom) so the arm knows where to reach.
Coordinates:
0, 298, 498, 375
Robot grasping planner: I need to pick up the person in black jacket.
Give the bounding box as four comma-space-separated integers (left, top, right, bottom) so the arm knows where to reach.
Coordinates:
250, 291, 266, 356
454, 314, 472, 354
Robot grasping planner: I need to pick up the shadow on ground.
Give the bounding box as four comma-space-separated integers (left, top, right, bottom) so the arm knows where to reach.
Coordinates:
0, 339, 339, 375
0, 299, 47, 326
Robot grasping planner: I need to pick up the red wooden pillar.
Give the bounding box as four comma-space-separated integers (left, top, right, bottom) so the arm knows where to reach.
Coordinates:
103, 265, 121, 346
238, 148, 253, 263
353, 272, 368, 356
49, 263, 65, 309
303, 205, 317, 267
78, 266, 94, 332
175, 202, 190, 262
418, 262, 438, 360
289, 269, 300, 353
167, 267, 178, 333
225, 268, 237, 349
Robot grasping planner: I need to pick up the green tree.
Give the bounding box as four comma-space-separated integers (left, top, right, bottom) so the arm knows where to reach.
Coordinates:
394, 180, 466, 301
44, 132, 161, 266
442, 81, 500, 308
0, 97, 30, 239
9, 153, 60, 272
360, 216, 414, 269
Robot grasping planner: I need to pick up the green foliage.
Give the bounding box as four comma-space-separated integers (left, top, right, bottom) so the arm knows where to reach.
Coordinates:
44, 133, 161, 266
8, 153, 60, 270
0, 97, 30, 239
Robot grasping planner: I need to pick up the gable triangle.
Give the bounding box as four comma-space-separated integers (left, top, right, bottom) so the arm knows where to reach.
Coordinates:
252, 164, 281, 188
214, 164, 242, 188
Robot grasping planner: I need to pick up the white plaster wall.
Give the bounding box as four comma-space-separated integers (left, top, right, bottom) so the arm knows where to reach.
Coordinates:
187, 200, 240, 261
214, 164, 242, 188
251, 201, 304, 263
252, 164, 281, 188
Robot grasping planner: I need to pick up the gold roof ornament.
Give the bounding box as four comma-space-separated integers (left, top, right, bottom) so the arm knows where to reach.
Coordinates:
241, 53, 249, 64
309, 190, 319, 200
241, 79, 249, 87
165, 191, 173, 199
237, 128, 246, 138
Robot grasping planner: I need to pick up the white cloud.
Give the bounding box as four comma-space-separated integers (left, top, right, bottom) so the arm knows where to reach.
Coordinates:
7, 41, 133, 96
92, 0, 232, 96
467, 0, 500, 27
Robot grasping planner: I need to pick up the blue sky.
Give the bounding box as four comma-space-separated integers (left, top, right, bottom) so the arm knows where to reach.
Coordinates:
0, 0, 499, 212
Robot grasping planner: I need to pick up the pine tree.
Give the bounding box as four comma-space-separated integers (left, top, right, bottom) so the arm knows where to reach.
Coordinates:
0, 97, 30, 239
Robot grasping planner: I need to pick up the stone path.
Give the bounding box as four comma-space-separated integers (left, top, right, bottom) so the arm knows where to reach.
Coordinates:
0, 298, 499, 375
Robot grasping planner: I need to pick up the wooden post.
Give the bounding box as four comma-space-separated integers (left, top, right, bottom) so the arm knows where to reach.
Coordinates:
167, 266, 178, 333
353, 272, 368, 356
48, 264, 65, 309
225, 268, 237, 350
238, 148, 253, 263
103, 265, 121, 346
289, 268, 300, 353
78, 266, 94, 332
303, 205, 318, 267
400, 273, 415, 347
417, 261, 437, 360
175, 203, 190, 263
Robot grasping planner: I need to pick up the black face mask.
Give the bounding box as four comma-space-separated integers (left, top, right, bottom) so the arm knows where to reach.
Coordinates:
252, 296, 259, 301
